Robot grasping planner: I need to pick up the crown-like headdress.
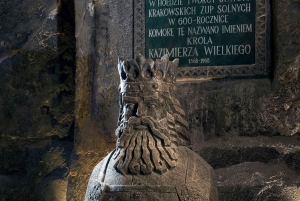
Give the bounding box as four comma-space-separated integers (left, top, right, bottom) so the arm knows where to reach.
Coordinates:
118, 54, 179, 93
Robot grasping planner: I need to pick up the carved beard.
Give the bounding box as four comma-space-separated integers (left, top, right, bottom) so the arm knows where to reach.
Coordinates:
113, 116, 178, 175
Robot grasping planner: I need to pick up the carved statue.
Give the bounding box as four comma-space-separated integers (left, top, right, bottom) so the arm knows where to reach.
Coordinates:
85, 54, 218, 201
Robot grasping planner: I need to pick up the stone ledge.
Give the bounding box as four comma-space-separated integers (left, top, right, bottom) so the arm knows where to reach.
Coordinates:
216, 162, 300, 201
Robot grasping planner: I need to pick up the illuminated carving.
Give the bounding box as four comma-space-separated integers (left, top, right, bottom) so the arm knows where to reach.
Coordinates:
85, 55, 218, 201
114, 54, 190, 175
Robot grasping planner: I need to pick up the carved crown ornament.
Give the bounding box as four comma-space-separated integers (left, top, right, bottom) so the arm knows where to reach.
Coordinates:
118, 54, 178, 93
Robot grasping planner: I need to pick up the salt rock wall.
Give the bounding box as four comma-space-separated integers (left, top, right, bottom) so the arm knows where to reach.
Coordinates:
0, 0, 299, 200
0, 0, 75, 200
176, 1, 300, 199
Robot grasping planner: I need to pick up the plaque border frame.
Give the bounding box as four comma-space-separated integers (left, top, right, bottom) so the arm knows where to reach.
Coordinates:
133, 0, 270, 81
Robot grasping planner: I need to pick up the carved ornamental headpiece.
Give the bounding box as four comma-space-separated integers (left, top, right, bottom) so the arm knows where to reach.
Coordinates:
118, 54, 179, 93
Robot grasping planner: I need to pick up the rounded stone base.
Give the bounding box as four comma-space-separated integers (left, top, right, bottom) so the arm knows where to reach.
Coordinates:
85, 146, 218, 201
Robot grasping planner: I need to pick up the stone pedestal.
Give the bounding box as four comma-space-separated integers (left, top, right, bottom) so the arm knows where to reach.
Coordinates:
85, 146, 218, 201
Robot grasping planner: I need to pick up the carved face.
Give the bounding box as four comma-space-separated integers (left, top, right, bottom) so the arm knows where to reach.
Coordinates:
122, 92, 167, 125
117, 91, 173, 148
114, 91, 178, 175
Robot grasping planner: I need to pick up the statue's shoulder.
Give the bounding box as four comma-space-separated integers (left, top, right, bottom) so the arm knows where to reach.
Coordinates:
178, 146, 213, 171
177, 146, 219, 200
85, 150, 116, 201
178, 146, 217, 184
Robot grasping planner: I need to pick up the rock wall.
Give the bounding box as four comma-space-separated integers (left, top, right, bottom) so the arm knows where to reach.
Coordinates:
0, 0, 299, 200
176, 1, 300, 199
0, 0, 75, 200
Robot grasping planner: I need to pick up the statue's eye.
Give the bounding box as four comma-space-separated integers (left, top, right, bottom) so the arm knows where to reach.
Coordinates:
147, 102, 159, 110
125, 103, 135, 110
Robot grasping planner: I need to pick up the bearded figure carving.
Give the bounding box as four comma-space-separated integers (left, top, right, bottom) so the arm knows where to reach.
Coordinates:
85, 55, 218, 201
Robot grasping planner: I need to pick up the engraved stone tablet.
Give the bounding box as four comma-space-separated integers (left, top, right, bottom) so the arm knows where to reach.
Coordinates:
134, 0, 271, 80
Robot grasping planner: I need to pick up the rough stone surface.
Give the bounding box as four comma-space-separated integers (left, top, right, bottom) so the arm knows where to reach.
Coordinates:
69, 0, 133, 199
199, 134, 300, 200
0, 0, 75, 200
177, 79, 275, 143
0, 0, 300, 200
216, 162, 300, 201
272, 0, 300, 136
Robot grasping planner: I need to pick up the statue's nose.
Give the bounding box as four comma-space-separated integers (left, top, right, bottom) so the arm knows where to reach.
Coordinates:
136, 104, 145, 117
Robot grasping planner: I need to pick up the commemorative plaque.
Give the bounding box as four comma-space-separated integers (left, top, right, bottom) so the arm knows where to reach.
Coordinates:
134, 0, 270, 80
